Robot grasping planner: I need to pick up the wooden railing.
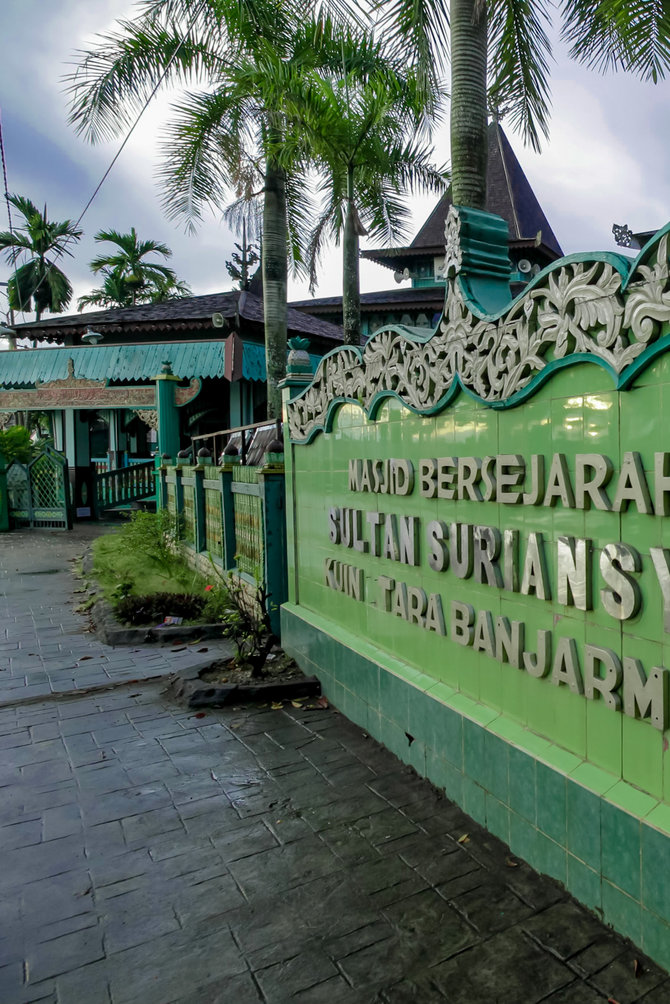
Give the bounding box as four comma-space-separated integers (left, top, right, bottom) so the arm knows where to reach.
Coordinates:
94, 460, 155, 514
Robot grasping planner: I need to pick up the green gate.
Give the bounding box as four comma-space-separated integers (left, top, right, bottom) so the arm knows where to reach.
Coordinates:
6, 446, 72, 530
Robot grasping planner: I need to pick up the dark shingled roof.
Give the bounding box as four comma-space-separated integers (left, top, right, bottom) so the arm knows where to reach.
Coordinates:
363, 122, 563, 269
14, 290, 344, 346
291, 286, 446, 315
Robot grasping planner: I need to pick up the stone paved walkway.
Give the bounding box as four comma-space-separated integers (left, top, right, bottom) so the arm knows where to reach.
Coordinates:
0, 527, 232, 706
1, 529, 669, 1003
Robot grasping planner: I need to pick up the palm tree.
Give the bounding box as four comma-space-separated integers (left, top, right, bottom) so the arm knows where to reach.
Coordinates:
66, 0, 324, 418
77, 267, 191, 311
292, 38, 446, 343
377, 0, 670, 209
84, 227, 188, 306
0, 195, 82, 320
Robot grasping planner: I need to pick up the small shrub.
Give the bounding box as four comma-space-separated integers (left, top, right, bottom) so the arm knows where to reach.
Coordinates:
116, 509, 181, 577
115, 592, 206, 626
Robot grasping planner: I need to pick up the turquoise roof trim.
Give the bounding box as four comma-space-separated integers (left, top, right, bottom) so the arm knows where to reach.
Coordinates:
0, 341, 231, 388
0, 340, 325, 388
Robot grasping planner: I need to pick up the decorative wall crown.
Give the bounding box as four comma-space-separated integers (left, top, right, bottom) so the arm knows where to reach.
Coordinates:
287, 217, 670, 444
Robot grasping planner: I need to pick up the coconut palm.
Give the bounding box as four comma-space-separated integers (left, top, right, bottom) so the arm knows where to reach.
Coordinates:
77, 260, 191, 311
375, 0, 670, 209
84, 227, 188, 306
66, 0, 329, 418
291, 39, 446, 343
0, 195, 82, 320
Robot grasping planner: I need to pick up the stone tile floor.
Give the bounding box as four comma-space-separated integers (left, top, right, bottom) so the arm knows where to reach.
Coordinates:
0, 528, 668, 1002
0, 527, 232, 706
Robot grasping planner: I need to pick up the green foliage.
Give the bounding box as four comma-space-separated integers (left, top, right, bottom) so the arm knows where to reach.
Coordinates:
0, 194, 82, 318
0, 426, 34, 464
78, 227, 191, 309
115, 509, 182, 577
115, 591, 206, 626
203, 566, 277, 677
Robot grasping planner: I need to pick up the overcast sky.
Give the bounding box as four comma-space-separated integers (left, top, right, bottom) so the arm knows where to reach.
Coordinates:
2, 0, 670, 329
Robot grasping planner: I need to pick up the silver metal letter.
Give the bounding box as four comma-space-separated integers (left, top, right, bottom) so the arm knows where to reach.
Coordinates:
392, 581, 408, 620
497, 455, 525, 504
425, 593, 446, 635
575, 454, 613, 511
427, 520, 449, 572
584, 645, 622, 710
503, 529, 519, 592
523, 454, 545, 506
495, 617, 524, 668
451, 601, 474, 646
600, 543, 641, 621
543, 454, 575, 509
473, 526, 503, 588
392, 459, 415, 497
420, 458, 437, 499
449, 523, 473, 579
482, 456, 497, 502
523, 629, 552, 678
557, 536, 593, 611
521, 533, 552, 601
551, 636, 584, 695
612, 452, 653, 514
472, 609, 495, 658
650, 547, 670, 633
328, 507, 341, 545
437, 457, 457, 500
654, 453, 670, 516
623, 658, 669, 731
457, 457, 483, 502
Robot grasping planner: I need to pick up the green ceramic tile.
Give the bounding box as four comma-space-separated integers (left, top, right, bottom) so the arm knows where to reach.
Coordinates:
642, 910, 670, 972
378, 670, 409, 729
486, 794, 510, 845
646, 803, 670, 836
567, 782, 601, 870
602, 881, 642, 945
485, 730, 510, 803
641, 823, 670, 923
567, 855, 602, 912
621, 716, 663, 801
536, 762, 567, 845
463, 718, 486, 788
462, 776, 486, 826
601, 800, 641, 900
606, 781, 657, 819
534, 832, 567, 885
586, 699, 622, 776
508, 746, 536, 822
509, 811, 538, 867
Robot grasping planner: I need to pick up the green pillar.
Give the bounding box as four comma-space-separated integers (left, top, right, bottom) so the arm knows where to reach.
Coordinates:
153, 361, 181, 460
0, 452, 8, 532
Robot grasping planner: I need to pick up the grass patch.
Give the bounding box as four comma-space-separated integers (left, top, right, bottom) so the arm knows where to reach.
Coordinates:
91, 532, 205, 603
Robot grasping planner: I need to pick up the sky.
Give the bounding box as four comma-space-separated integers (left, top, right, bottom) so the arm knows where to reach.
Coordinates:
1, 0, 670, 331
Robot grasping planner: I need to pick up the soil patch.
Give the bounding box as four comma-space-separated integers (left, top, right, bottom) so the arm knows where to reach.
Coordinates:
199, 649, 305, 687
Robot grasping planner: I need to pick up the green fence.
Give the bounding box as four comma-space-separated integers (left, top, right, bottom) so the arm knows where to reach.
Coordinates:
157, 459, 286, 635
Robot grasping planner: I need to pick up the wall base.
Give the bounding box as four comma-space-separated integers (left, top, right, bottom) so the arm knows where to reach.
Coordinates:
282, 602, 670, 972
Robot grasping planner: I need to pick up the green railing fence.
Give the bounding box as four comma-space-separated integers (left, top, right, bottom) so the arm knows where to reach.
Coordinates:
156, 451, 286, 635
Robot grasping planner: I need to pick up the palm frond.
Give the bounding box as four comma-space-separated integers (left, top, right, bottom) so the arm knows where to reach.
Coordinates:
488, 0, 552, 151
561, 0, 670, 83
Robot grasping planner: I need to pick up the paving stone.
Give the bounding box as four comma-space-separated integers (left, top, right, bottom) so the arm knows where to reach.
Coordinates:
523, 900, 608, 961
449, 878, 534, 935
589, 952, 666, 1003
430, 929, 574, 1003
256, 948, 339, 1000
25, 926, 105, 983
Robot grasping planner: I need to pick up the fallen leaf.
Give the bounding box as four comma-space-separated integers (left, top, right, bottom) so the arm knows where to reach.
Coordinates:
633, 959, 642, 978
171, 647, 186, 653
196, 647, 209, 653
608, 998, 621, 1004
457, 833, 470, 844
291, 700, 304, 708
505, 857, 519, 868
79, 656, 92, 661
194, 712, 206, 719
76, 885, 92, 897
316, 696, 329, 709
271, 702, 283, 710
210, 770, 218, 781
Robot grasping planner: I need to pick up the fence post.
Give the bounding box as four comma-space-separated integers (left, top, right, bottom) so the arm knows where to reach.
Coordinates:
155, 454, 168, 510
193, 466, 206, 553
153, 361, 181, 459
219, 459, 237, 570
0, 452, 8, 532
257, 456, 287, 638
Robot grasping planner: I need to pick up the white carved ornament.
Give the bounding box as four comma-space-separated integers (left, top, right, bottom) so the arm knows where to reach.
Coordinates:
287, 232, 670, 442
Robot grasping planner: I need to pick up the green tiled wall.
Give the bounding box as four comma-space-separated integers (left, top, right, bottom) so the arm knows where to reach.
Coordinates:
284, 355, 670, 972
282, 603, 670, 971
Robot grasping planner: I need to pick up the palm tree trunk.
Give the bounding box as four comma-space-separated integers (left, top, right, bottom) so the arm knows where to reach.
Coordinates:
262, 151, 288, 420
450, 0, 488, 209
342, 166, 361, 346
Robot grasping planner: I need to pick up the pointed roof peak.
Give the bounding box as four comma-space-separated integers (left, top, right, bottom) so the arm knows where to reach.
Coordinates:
408, 122, 563, 257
